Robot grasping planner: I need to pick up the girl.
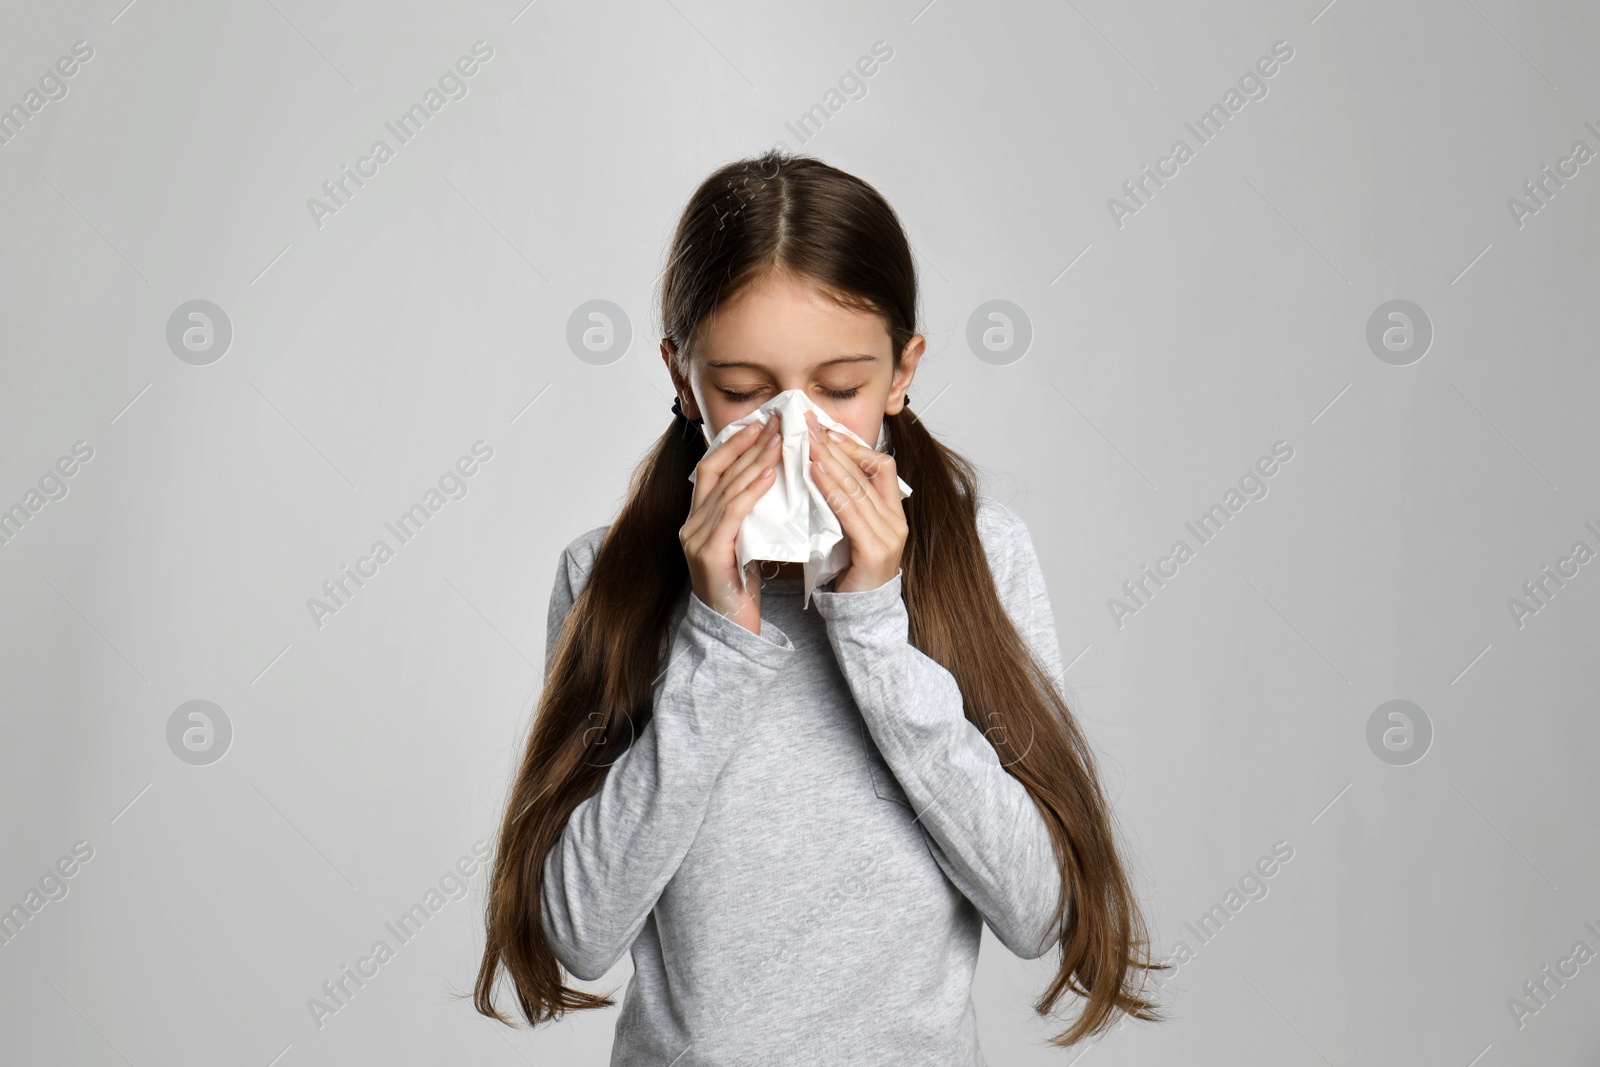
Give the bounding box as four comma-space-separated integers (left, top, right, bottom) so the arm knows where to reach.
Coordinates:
474, 151, 1166, 1063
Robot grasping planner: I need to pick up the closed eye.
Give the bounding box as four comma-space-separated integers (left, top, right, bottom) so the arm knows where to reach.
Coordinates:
721, 386, 860, 402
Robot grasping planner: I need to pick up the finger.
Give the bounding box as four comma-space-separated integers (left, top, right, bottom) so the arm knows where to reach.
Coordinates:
815, 417, 900, 510
688, 421, 759, 517
688, 418, 778, 533
810, 436, 893, 554
683, 427, 779, 605
703, 424, 782, 545
810, 459, 891, 585
807, 413, 886, 526
719, 425, 782, 510
712, 416, 782, 509
704, 454, 780, 604
712, 455, 779, 550
697, 417, 779, 500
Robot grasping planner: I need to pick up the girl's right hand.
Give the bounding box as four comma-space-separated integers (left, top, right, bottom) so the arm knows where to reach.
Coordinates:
681, 412, 784, 634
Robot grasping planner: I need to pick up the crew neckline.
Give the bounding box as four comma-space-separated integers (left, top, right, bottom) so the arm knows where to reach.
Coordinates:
758, 576, 805, 595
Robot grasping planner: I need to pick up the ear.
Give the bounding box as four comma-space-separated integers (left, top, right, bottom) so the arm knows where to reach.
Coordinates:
661, 339, 703, 421
886, 335, 925, 416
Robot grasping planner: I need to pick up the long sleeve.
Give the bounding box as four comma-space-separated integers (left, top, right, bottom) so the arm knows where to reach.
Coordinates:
538, 537, 798, 981
808, 500, 1067, 960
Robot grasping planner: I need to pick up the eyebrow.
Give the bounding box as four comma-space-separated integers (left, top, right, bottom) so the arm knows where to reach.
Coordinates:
704, 354, 880, 371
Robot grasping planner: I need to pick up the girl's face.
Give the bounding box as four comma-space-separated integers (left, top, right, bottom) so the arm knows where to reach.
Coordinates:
663, 271, 923, 447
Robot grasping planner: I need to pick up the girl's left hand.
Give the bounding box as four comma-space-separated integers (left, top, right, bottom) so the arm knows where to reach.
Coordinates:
805, 409, 907, 593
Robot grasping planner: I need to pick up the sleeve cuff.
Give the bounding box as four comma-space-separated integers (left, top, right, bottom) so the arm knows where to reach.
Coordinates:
685, 589, 796, 668
810, 568, 905, 624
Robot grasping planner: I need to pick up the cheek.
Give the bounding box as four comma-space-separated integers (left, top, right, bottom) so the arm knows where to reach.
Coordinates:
702, 396, 757, 438
828, 410, 881, 450
830, 396, 885, 447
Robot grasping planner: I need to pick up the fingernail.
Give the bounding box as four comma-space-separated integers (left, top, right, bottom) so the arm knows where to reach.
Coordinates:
826, 429, 843, 441
766, 432, 780, 450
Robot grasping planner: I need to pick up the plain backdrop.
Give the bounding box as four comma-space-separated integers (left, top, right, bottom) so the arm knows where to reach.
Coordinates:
1, 0, 1597, 1064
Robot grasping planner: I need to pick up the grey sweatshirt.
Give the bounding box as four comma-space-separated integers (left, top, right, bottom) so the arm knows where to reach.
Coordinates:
539, 495, 1068, 1066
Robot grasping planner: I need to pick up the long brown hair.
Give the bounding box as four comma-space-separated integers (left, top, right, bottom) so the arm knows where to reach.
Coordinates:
471, 149, 1170, 1046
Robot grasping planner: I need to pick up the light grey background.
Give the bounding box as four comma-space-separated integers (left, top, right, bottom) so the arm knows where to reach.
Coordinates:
2, 0, 1597, 1063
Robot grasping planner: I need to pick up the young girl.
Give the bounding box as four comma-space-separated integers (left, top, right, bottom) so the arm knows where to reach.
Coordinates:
474, 151, 1166, 1063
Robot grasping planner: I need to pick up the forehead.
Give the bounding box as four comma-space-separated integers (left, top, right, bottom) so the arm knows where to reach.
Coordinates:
697, 272, 891, 371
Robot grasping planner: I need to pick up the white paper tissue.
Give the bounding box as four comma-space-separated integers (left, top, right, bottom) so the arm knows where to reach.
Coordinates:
686, 388, 913, 607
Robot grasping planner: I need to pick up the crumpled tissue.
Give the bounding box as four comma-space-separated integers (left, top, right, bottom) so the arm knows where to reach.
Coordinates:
686, 388, 912, 607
